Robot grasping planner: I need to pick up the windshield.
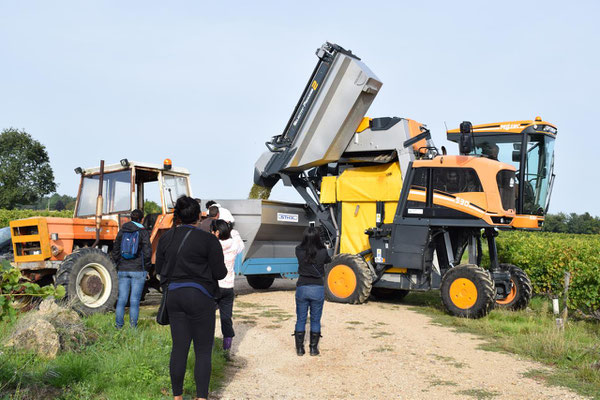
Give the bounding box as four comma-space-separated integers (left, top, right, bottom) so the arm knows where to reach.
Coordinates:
163, 174, 189, 209
76, 170, 132, 216
470, 134, 522, 170
523, 134, 555, 215
470, 133, 555, 215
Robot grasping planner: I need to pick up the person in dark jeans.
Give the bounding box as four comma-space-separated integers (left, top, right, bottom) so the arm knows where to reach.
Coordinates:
211, 219, 244, 351
294, 226, 331, 356
155, 196, 227, 400
112, 209, 151, 329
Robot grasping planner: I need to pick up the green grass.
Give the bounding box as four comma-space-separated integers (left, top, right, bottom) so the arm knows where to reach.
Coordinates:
0, 306, 228, 399
397, 292, 600, 399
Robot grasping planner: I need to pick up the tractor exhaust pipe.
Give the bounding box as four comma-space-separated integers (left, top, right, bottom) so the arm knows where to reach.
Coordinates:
92, 160, 104, 248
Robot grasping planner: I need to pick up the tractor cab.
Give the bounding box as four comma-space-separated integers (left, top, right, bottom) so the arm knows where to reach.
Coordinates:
447, 118, 556, 229
74, 159, 192, 230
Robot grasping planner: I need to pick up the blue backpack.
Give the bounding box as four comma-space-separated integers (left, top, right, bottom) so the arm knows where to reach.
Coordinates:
120, 231, 140, 260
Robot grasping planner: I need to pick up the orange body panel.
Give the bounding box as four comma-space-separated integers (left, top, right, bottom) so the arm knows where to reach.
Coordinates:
149, 213, 173, 264
409, 155, 516, 226
511, 215, 543, 229
11, 217, 119, 263
447, 119, 557, 136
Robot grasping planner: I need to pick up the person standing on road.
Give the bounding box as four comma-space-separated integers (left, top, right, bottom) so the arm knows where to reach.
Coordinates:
112, 209, 152, 329
156, 196, 227, 400
294, 226, 331, 356
210, 219, 244, 351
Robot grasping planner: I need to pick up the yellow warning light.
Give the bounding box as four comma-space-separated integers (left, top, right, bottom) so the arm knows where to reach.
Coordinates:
164, 158, 172, 170
535, 116, 542, 122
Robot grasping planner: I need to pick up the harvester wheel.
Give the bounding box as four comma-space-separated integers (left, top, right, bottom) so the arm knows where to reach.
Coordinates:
325, 253, 372, 304
246, 275, 275, 290
55, 248, 118, 315
441, 264, 495, 318
495, 264, 532, 310
371, 287, 410, 301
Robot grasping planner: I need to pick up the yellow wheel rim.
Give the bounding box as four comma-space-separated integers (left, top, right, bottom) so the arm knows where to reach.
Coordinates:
449, 278, 478, 309
327, 264, 357, 299
496, 279, 517, 305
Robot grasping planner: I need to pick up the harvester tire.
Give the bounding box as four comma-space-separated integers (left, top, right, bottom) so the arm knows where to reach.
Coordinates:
441, 264, 495, 318
495, 264, 532, 310
246, 275, 275, 290
55, 248, 119, 315
325, 253, 372, 304
371, 287, 410, 301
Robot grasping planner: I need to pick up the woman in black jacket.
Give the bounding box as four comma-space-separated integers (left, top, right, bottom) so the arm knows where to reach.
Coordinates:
155, 196, 227, 400
293, 226, 331, 356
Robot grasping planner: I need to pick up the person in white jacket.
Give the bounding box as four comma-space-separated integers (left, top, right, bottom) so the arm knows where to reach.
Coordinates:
210, 219, 244, 351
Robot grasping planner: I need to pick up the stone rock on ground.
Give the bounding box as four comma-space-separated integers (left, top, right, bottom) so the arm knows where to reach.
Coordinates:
4, 299, 87, 358
5, 319, 60, 359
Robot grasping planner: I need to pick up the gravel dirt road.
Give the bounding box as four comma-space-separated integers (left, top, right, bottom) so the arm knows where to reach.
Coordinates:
211, 278, 586, 400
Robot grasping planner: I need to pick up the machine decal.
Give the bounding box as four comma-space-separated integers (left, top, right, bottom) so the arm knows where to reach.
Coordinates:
277, 212, 299, 223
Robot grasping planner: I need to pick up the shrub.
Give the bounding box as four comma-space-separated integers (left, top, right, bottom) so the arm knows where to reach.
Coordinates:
497, 231, 600, 315
0, 209, 73, 228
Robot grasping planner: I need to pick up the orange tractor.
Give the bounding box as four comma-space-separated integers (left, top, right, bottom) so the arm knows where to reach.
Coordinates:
9, 159, 191, 314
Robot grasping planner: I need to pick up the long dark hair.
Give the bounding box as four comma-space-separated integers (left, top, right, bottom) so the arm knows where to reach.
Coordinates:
298, 227, 325, 263
210, 219, 231, 240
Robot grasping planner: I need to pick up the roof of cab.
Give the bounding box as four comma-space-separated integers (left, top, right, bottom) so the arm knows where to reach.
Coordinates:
82, 160, 190, 175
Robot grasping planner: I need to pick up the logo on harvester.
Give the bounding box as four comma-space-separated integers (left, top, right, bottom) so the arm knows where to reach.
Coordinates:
311, 80, 318, 90
277, 213, 299, 223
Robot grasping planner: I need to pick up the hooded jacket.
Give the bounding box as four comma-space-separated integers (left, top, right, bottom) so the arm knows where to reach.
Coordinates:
218, 229, 244, 289
111, 221, 152, 271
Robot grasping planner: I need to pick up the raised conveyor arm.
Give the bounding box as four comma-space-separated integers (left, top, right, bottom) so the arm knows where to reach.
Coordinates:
254, 42, 383, 187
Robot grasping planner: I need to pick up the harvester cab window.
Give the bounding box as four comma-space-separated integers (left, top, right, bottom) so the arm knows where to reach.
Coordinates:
432, 168, 482, 195
405, 167, 429, 214
163, 174, 189, 210
523, 134, 555, 215
471, 135, 522, 172
76, 170, 132, 217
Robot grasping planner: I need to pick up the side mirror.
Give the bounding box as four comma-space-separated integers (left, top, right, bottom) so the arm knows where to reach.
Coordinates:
512, 150, 521, 163
441, 146, 447, 155
459, 121, 473, 154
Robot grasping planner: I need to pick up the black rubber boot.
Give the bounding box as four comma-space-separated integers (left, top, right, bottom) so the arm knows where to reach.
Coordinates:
293, 331, 305, 356
309, 332, 321, 356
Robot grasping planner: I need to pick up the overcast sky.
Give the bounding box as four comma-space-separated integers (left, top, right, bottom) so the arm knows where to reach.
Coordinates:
1, 1, 598, 215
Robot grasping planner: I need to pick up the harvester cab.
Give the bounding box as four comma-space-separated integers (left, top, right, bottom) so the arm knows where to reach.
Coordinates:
9, 159, 191, 314
447, 118, 557, 229
250, 41, 542, 318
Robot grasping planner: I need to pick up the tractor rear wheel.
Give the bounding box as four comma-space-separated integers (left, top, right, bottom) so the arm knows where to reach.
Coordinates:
441, 264, 495, 318
371, 287, 410, 301
325, 253, 372, 304
246, 275, 275, 290
55, 248, 119, 315
495, 264, 532, 310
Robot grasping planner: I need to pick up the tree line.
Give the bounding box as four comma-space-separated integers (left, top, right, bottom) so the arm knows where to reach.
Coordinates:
543, 212, 600, 235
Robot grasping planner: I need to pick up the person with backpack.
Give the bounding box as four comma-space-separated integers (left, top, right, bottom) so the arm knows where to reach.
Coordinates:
293, 226, 331, 356
112, 209, 152, 329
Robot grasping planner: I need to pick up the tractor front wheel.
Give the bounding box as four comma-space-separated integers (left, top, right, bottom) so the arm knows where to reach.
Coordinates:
325, 254, 372, 304
495, 264, 532, 310
441, 264, 495, 318
55, 248, 119, 315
